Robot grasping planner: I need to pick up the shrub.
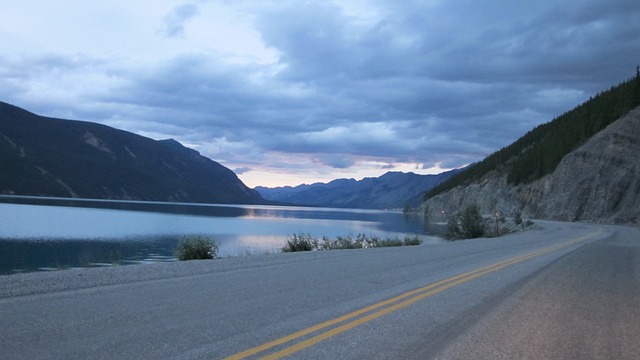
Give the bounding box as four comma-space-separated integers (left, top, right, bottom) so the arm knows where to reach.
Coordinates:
379, 238, 404, 247
319, 236, 334, 250
360, 234, 382, 248
282, 233, 317, 252
283, 233, 423, 252
460, 204, 486, 238
176, 236, 217, 261
446, 216, 464, 240
512, 209, 523, 227
403, 235, 423, 246
335, 235, 358, 249
446, 204, 487, 240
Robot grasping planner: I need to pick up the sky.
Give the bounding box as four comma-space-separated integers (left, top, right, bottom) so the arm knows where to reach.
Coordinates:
1, 1, 639, 188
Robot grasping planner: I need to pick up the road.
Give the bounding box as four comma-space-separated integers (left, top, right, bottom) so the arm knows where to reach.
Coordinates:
0, 221, 638, 359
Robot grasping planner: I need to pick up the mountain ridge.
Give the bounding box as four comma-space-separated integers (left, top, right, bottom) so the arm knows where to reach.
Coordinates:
0, 101, 266, 204
256, 169, 462, 209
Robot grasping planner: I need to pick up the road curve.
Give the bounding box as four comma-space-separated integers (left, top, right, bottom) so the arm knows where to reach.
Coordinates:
431, 224, 640, 360
0, 221, 637, 359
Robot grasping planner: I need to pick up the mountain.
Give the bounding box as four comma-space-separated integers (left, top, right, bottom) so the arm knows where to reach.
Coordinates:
0, 101, 265, 204
422, 74, 640, 224
256, 169, 462, 209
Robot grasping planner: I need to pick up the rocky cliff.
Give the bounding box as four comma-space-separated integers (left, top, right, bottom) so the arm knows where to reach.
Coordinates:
423, 106, 640, 224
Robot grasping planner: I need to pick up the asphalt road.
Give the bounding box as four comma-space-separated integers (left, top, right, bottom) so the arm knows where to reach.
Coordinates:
0, 221, 637, 359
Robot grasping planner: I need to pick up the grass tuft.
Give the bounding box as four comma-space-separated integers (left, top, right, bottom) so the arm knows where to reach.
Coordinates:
282, 233, 423, 252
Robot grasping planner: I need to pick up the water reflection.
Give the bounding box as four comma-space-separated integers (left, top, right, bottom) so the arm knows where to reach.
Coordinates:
0, 236, 177, 273
0, 196, 443, 275
0, 195, 250, 217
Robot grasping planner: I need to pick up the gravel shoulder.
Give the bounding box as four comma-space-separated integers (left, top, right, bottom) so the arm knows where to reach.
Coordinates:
0, 220, 598, 299
0, 245, 378, 299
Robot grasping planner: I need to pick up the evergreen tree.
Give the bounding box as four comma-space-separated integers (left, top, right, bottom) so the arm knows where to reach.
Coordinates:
426, 72, 640, 200
635, 65, 640, 107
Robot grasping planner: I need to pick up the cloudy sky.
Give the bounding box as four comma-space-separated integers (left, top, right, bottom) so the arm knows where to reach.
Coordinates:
1, 1, 639, 187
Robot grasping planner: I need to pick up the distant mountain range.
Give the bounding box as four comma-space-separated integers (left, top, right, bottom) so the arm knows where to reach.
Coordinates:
0, 101, 265, 204
423, 74, 640, 224
256, 169, 462, 209
0, 101, 460, 209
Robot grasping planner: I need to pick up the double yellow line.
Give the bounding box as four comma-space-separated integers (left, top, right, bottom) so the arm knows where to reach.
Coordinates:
226, 234, 594, 360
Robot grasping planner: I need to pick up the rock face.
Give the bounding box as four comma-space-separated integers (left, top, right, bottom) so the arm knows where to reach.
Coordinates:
423, 106, 640, 224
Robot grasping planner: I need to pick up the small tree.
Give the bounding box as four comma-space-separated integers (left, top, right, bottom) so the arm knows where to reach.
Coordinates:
446, 215, 463, 240
459, 204, 486, 238
635, 65, 640, 106
446, 204, 486, 240
512, 209, 523, 227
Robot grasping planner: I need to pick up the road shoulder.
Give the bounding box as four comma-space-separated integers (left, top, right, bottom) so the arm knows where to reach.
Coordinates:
433, 225, 640, 359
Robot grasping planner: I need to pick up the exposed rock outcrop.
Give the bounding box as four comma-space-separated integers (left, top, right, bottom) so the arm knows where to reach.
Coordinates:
423, 106, 640, 224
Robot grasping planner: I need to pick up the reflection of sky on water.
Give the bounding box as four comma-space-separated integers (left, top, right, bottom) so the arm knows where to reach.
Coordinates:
0, 200, 442, 274
0, 203, 409, 239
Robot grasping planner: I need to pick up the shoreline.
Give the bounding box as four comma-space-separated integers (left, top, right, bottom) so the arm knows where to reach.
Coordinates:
2, 220, 624, 300
0, 244, 426, 299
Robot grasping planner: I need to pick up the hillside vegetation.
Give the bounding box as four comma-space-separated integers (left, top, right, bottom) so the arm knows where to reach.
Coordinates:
426, 70, 640, 200
0, 102, 265, 204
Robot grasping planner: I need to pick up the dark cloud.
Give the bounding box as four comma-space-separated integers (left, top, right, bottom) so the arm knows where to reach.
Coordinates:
159, 3, 200, 38
234, 167, 252, 175
316, 154, 356, 169
1, 0, 639, 186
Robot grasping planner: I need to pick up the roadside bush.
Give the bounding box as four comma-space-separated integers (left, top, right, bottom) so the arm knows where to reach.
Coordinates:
319, 235, 359, 250
403, 235, 423, 246
512, 209, 523, 227
335, 235, 359, 249
446, 204, 487, 240
460, 204, 486, 238
355, 233, 376, 248
282, 233, 317, 252
283, 233, 423, 252
176, 236, 217, 261
378, 238, 404, 247
447, 216, 464, 240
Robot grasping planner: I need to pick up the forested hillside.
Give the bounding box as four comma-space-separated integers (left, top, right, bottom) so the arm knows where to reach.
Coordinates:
0, 102, 266, 204
426, 69, 640, 200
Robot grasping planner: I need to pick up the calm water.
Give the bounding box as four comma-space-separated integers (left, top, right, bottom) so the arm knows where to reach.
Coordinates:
0, 196, 444, 274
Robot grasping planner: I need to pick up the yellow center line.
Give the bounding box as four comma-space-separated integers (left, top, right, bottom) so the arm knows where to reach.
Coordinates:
225, 232, 597, 360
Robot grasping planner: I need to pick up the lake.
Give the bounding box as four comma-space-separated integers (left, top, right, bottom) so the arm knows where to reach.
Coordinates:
0, 196, 445, 274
